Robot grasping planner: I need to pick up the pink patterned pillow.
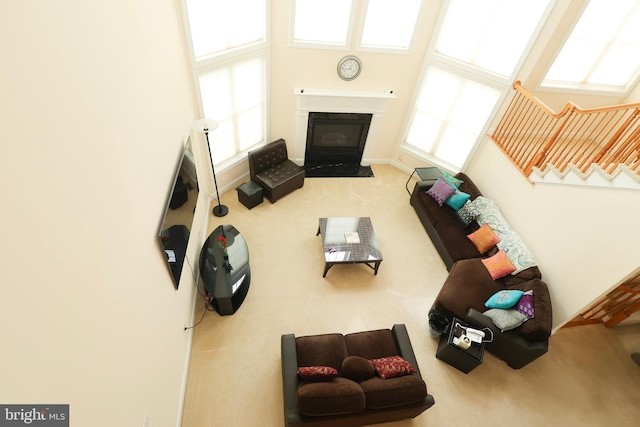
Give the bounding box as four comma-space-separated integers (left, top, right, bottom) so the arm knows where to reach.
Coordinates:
426, 178, 456, 206
297, 366, 338, 381
369, 356, 416, 379
516, 290, 535, 319
481, 250, 516, 279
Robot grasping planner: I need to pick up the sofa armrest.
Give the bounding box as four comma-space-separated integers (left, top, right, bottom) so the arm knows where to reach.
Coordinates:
281, 333, 303, 427
392, 324, 423, 377
465, 308, 548, 369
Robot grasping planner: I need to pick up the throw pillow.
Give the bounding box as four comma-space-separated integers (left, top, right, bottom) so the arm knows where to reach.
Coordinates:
483, 308, 528, 332
426, 178, 456, 207
445, 189, 471, 211
481, 249, 516, 279
369, 355, 416, 379
297, 366, 339, 382
456, 200, 480, 227
485, 289, 524, 309
342, 356, 375, 382
439, 170, 464, 188
515, 290, 535, 319
467, 223, 500, 253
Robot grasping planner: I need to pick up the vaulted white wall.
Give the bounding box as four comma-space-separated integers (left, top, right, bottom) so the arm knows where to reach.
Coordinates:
0, 1, 200, 426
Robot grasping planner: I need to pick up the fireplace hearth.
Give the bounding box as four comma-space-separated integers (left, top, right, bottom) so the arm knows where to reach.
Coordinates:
304, 112, 374, 177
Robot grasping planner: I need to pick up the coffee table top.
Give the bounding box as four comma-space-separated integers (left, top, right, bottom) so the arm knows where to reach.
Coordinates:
318, 217, 383, 264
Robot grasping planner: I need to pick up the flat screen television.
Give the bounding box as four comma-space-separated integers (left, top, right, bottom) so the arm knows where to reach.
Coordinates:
158, 139, 199, 289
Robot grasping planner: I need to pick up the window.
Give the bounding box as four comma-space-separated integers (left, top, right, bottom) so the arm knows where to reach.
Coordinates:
541, 0, 640, 94
402, 0, 552, 170
359, 0, 422, 50
434, 0, 549, 78
291, 0, 421, 52
406, 67, 501, 169
182, 0, 268, 167
292, 0, 353, 47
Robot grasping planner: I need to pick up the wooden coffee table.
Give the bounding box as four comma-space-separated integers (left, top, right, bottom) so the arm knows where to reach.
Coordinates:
316, 217, 383, 277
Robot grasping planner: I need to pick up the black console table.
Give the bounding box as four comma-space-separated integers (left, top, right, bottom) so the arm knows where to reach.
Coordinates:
199, 225, 251, 316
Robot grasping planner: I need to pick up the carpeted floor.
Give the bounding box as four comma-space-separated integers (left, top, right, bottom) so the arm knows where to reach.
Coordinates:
181, 164, 640, 427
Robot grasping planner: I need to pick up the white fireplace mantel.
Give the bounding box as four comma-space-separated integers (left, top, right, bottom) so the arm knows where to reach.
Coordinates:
293, 88, 396, 165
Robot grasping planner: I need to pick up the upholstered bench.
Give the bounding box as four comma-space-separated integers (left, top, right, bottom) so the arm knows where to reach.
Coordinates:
281, 324, 435, 427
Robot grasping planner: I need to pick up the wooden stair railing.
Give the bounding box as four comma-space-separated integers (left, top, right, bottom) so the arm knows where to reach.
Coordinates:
564, 271, 640, 328
490, 81, 640, 180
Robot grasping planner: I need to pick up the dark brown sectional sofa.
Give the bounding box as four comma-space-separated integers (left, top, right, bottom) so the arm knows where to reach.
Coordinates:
410, 171, 552, 369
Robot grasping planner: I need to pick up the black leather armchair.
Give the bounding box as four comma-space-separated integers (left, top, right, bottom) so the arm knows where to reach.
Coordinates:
248, 138, 305, 203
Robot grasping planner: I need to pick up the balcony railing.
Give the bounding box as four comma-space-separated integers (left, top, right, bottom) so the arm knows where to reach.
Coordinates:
489, 81, 640, 181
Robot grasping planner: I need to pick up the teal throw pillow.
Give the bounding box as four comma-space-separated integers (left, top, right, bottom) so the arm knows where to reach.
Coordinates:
445, 190, 471, 211
485, 290, 524, 309
439, 170, 464, 188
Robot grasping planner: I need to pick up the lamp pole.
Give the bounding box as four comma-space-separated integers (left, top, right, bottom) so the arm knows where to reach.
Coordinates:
192, 119, 228, 217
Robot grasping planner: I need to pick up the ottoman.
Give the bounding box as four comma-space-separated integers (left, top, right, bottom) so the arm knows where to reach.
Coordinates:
237, 181, 263, 209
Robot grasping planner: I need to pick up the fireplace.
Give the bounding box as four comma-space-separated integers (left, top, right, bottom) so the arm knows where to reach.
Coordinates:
294, 88, 396, 176
304, 112, 373, 175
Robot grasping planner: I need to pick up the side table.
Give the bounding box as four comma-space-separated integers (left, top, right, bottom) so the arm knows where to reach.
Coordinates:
436, 317, 485, 373
405, 166, 441, 195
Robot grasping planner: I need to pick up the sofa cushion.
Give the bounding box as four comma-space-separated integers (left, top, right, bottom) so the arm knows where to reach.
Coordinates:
471, 196, 537, 274
360, 375, 427, 410
483, 308, 528, 332
370, 356, 416, 379
344, 329, 398, 360
509, 279, 552, 341
436, 220, 483, 262
455, 173, 482, 200
297, 366, 339, 382
445, 189, 471, 210
485, 290, 525, 309
342, 356, 375, 382
296, 333, 348, 374
434, 258, 504, 319
417, 191, 459, 225
440, 170, 464, 188
481, 250, 516, 279
456, 200, 480, 227
467, 223, 500, 253
426, 178, 457, 206
516, 290, 535, 319
297, 377, 365, 416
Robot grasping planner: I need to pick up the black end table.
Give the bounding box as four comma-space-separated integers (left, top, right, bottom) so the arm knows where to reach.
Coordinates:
436, 317, 485, 373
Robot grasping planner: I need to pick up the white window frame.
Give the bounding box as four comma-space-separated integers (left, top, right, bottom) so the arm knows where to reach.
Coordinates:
537, 0, 640, 97
180, 0, 270, 172
289, 0, 422, 54
400, 0, 555, 172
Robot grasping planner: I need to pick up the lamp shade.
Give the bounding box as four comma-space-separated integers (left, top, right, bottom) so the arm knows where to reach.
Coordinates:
191, 118, 219, 133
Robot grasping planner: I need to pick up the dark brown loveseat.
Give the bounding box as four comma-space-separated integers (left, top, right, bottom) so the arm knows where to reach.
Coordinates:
410, 172, 552, 369
281, 324, 435, 427
248, 138, 305, 203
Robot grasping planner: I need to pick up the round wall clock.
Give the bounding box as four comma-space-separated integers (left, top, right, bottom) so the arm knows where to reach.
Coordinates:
337, 55, 362, 81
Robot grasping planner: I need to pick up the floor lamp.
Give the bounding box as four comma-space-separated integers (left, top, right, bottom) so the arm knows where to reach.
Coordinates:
192, 118, 228, 217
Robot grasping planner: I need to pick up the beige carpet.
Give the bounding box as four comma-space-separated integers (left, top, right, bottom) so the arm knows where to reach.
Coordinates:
181, 164, 640, 427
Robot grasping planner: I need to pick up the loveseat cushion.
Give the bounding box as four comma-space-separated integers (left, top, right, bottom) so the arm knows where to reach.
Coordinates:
344, 329, 398, 360
360, 375, 427, 410
296, 333, 348, 374
509, 279, 552, 341
342, 356, 375, 382
297, 377, 365, 416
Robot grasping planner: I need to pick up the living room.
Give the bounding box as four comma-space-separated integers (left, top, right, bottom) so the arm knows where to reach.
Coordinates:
2, 1, 639, 427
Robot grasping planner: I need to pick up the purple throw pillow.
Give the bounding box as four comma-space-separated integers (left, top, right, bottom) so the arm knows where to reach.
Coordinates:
426, 178, 456, 206
516, 290, 535, 319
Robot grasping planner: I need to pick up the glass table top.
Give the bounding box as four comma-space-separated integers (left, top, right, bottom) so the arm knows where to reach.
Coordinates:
318, 217, 383, 263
